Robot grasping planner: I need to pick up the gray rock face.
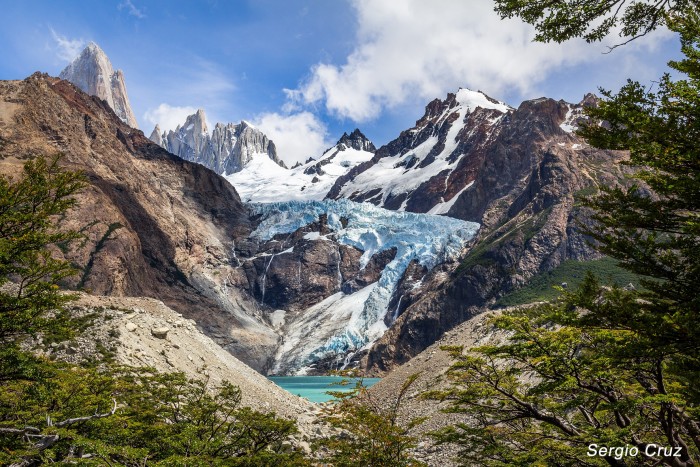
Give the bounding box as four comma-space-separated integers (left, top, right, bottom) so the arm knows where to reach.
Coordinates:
148, 124, 164, 147
59, 42, 138, 128
337, 128, 376, 152
149, 110, 285, 175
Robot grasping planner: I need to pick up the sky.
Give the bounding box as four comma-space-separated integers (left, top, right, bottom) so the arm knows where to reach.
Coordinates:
0, 0, 682, 164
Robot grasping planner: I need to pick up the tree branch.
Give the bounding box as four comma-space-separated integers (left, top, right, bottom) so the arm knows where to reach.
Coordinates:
53, 398, 118, 427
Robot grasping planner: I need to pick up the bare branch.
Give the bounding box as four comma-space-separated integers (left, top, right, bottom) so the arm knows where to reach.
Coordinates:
54, 398, 118, 427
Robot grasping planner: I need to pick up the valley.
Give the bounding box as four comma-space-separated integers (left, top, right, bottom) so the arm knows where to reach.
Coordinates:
0, 35, 665, 467
0, 43, 627, 379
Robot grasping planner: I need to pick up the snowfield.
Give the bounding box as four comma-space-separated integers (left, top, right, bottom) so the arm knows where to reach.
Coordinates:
226, 145, 374, 203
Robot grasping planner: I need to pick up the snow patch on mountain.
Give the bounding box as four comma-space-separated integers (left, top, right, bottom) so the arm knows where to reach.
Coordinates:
455, 88, 510, 113
427, 181, 475, 215
272, 283, 378, 375
249, 199, 479, 374
227, 136, 374, 203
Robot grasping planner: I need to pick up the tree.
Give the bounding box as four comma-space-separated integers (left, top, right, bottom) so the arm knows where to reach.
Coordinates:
0, 156, 307, 465
0, 155, 87, 386
430, 278, 699, 466
494, 0, 693, 45
577, 11, 700, 398
0, 155, 86, 345
313, 374, 426, 467
1, 368, 307, 465
429, 8, 700, 467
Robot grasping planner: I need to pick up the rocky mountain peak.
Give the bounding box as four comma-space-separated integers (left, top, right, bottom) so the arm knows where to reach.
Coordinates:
149, 124, 163, 146
337, 128, 376, 152
59, 42, 138, 128
580, 93, 599, 107
150, 111, 284, 175
185, 108, 209, 135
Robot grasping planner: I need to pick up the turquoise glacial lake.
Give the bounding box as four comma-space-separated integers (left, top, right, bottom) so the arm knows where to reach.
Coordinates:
268, 376, 381, 403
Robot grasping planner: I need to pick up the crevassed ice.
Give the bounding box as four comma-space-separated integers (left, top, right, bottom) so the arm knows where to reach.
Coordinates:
249, 199, 479, 369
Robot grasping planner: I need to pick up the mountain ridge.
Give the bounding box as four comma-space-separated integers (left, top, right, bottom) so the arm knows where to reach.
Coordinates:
357, 91, 631, 374
1, 51, 631, 378
149, 109, 286, 175
0, 73, 283, 371
224, 128, 377, 203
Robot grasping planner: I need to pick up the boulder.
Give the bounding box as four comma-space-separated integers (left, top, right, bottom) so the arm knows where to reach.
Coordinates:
151, 327, 169, 339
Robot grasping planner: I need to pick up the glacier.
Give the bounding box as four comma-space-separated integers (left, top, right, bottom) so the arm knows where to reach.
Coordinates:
248, 199, 479, 373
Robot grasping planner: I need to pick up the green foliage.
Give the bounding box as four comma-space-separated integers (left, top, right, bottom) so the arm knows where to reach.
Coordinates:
573, 185, 599, 206
496, 257, 642, 307
314, 373, 426, 467
576, 12, 700, 379
432, 9, 700, 467
494, 0, 693, 44
0, 365, 306, 465
0, 154, 87, 351
0, 155, 87, 386
429, 276, 700, 465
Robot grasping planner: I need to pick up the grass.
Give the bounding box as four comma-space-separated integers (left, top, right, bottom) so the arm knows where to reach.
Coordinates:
496, 257, 643, 307
573, 185, 599, 207
457, 207, 553, 273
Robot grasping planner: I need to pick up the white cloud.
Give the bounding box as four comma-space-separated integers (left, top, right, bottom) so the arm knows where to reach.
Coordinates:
288, 0, 670, 122
143, 104, 199, 134
118, 0, 146, 19
50, 28, 85, 62
253, 112, 331, 165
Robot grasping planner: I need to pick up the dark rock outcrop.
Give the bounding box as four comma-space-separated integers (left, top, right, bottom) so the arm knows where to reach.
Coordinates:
233, 217, 397, 312
337, 128, 376, 152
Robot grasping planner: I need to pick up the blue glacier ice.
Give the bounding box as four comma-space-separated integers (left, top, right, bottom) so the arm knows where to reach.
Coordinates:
248, 199, 480, 369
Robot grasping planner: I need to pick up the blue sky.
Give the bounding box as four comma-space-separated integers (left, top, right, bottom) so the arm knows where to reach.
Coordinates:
0, 0, 681, 163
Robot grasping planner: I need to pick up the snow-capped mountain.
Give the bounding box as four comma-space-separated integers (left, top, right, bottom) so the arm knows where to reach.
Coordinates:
327, 88, 593, 220
60, 42, 138, 128
149, 110, 285, 175
326, 88, 510, 214
357, 91, 625, 374
226, 129, 376, 202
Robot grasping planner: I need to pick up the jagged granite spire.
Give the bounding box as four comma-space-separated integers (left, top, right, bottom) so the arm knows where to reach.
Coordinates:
148, 124, 164, 146
150, 109, 285, 175
59, 42, 138, 128
337, 128, 376, 152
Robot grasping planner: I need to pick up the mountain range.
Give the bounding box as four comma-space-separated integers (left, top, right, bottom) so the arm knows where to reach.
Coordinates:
149, 110, 286, 175
1, 43, 629, 378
